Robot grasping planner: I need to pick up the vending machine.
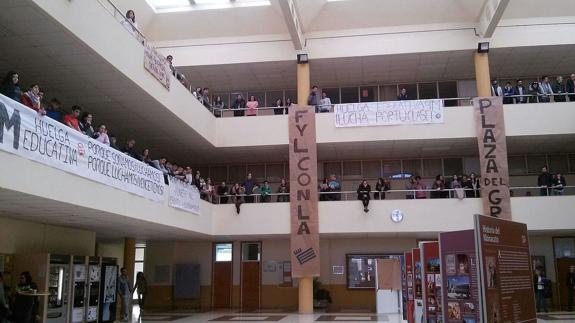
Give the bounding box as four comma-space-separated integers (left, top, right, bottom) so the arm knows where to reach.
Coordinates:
99, 258, 118, 323
70, 256, 87, 323
86, 257, 101, 322
47, 255, 71, 323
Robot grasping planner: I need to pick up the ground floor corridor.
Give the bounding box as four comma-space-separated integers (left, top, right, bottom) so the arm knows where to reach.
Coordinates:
127, 307, 575, 322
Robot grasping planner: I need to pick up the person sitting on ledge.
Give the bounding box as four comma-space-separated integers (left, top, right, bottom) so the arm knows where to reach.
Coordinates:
357, 179, 371, 213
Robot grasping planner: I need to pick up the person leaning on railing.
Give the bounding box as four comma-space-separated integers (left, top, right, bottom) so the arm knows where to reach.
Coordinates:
260, 181, 272, 203
430, 175, 445, 199
357, 179, 371, 213
217, 181, 229, 204
277, 178, 289, 202
537, 166, 554, 196
567, 74, 575, 102
553, 173, 567, 196
231, 94, 246, 117
374, 177, 390, 200
273, 98, 285, 115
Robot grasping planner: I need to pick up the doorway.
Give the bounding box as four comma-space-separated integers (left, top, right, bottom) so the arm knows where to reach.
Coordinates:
240, 242, 261, 312
212, 243, 233, 309
556, 258, 575, 310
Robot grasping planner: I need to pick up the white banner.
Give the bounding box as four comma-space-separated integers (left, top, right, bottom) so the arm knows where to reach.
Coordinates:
0, 94, 165, 201
334, 99, 444, 128
144, 44, 171, 90
168, 177, 200, 214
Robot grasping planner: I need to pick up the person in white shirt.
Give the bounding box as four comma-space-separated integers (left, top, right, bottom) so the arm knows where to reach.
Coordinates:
319, 91, 332, 113
491, 80, 503, 96
121, 10, 139, 38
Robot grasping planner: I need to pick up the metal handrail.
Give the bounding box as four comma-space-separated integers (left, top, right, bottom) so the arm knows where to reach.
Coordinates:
96, 0, 147, 44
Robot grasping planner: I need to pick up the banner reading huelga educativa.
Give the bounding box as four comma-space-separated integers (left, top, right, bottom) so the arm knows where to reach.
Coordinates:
168, 177, 200, 214
0, 94, 165, 201
334, 99, 444, 127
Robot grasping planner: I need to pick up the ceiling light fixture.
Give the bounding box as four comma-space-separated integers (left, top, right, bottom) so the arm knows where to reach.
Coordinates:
477, 42, 490, 53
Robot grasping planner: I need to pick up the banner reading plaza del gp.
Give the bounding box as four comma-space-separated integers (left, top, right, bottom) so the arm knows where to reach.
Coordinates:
0, 94, 165, 201
334, 99, 444, 127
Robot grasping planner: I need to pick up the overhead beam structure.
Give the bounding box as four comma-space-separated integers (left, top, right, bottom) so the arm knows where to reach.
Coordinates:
278, 0, 306, 50
477, 0, 510, 38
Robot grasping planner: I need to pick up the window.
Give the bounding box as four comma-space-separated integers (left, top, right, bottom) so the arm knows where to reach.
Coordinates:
247, 164, 265, 183
438, 81, 458, 107
508, 156, 527, 175
382, 160, 401, 178
284, 90, 297, 105
228, 165, 246, 184
341, 87, 359, 103
343, 161, 362, 180
379, 85, 398, 101
359, 86, 377, 102
133, 243, 146, 300
402, 159, 422, 177
323, 88, 340, 104
526, 156, 547, 174
418, 83, 438, 100
547, 155, 568, 174
215, 243, 233, 262
266, 90, 284, 107
266, 164, 284, 183
363, 161, 381, 179
241, 243, 261, 262
422, 159, 442, 178
147, 0, 271, 13
323, 162, 342, 179
443, 158, 463, 176
463, 157, 480, 175
210, 166, 228, 184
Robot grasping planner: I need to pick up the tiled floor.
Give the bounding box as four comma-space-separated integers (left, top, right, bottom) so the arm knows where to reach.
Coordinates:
128, 307, 575, 322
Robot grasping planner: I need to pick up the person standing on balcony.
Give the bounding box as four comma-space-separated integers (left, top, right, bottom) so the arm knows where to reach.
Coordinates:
414, 176, 427, 199
166, 55, 176, 76
552, 172, 566, 196
529, 82, 541, 103
45, 98, 63, 122
260, 181, 272, 203
398, 88, 409, 100
273, 98, 285, 115
121, 10, 139, 38
537, 166, 554, 196
307, 85, 320, 112
539, 76, 553, 103
449, 175, 463, 198
285, 97, 293, 114
213, 96, 226, 118
217, 181, 228, 204
567, 74, 575, 102
357, 180, 371, 213
431, 175, 445, 199
232, 94, 246, 117
327, 174, 341, 201
553, 76, 567, 102
515, 80, 528, 104
405, 176, 416, 199
79, 112, 94, 138
469, 172, 480, 198
502, 82, 515, 104
245, 95, 258, 116
63, 105, 82, 132
0, 71, 21, 102
491, 80, 503, 96
94, 124, 110, 146
319, 91, 332, 112
374, 178, 390, 200
277, 178, 289, 202
242, 173, 259, 203
21, 83, 46, 115
202, 88, 211, 110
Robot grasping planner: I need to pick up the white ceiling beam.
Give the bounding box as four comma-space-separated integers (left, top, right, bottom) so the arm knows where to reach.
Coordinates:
277, 0, 305, 50
477, 0, 510, 38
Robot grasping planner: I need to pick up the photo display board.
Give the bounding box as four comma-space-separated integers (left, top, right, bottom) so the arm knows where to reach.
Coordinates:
474, 214, 536, 323
412, 248, 423, 323
421, 242, 442, 323
405, 251, 415, 323
440, 230, 480, 323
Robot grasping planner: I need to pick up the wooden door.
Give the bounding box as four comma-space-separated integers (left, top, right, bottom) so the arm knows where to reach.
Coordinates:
212, 243, 233, 309
240, 242, 261, 312
556, 258, 575, 310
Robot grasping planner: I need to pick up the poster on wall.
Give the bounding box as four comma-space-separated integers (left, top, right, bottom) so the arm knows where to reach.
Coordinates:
143, 44, 171, 90
474, 214, 537, 323
439, 230, 479, 323
404, 251, 414, 323
400, 255, 407, 321
412, 248, 423, 323
421, 242, 442, 323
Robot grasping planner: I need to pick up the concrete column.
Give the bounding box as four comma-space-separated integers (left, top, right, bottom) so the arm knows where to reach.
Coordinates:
123, 237, 136, 283
474, 52, 491, 97
296, 61, 314, 314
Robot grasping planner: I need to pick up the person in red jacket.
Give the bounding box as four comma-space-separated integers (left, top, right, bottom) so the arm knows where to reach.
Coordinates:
63, 105, 82, 132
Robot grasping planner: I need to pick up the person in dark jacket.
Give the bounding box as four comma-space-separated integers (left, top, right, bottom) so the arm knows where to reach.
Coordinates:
431, 175, 445, 199
553, 76, 567, 102
567, 74, 575, 102
529, 82, 541, 103
13, 271, 38, 323
123, 139, 139, 159
357, 180, 371, 213
0, 71, 22, 102
469, 172, 480, 198
398, 88, 409, 100
231, 94, 246, 117
217, 181, 228, 204
374, 178, 390, 200
277, 178, 289, 202
79, 112, 95, 138
242, 173, 258, 203
273, 98, 285, 115
552, 172, 566, 196
515, 79, 529, 103
533, 268, 549, 312
307, 85, 319, 112
462, 174, 475, 198
537, 166, 554, 196
502, 82, 515, 104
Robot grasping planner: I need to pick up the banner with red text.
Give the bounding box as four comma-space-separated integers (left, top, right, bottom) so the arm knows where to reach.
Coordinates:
0, 94, 165, 201
334, 99, 444, 127
288, 105, 320, 277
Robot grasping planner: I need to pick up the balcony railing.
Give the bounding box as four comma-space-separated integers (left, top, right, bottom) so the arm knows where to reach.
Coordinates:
210, 186, 575, 204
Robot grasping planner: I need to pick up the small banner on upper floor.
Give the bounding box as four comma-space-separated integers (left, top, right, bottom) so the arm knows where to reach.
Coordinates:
168, 176, 200, 214
144, 44, 171, 90
472, 97, 511, 219
334, 99, 444, 128
0, 94, 165, 201
288, 104, 320, 278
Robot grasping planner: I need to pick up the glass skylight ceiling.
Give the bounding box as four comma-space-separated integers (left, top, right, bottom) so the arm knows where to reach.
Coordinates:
146, 0, 271, 13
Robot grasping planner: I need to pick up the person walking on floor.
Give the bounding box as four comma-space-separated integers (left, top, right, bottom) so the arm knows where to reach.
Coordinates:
118, 268, 132, 321
134, 272, 147, 314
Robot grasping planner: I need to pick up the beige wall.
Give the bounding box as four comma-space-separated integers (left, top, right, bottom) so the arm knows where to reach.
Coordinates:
96, 240, 125, 268
0, 216, 95, 255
